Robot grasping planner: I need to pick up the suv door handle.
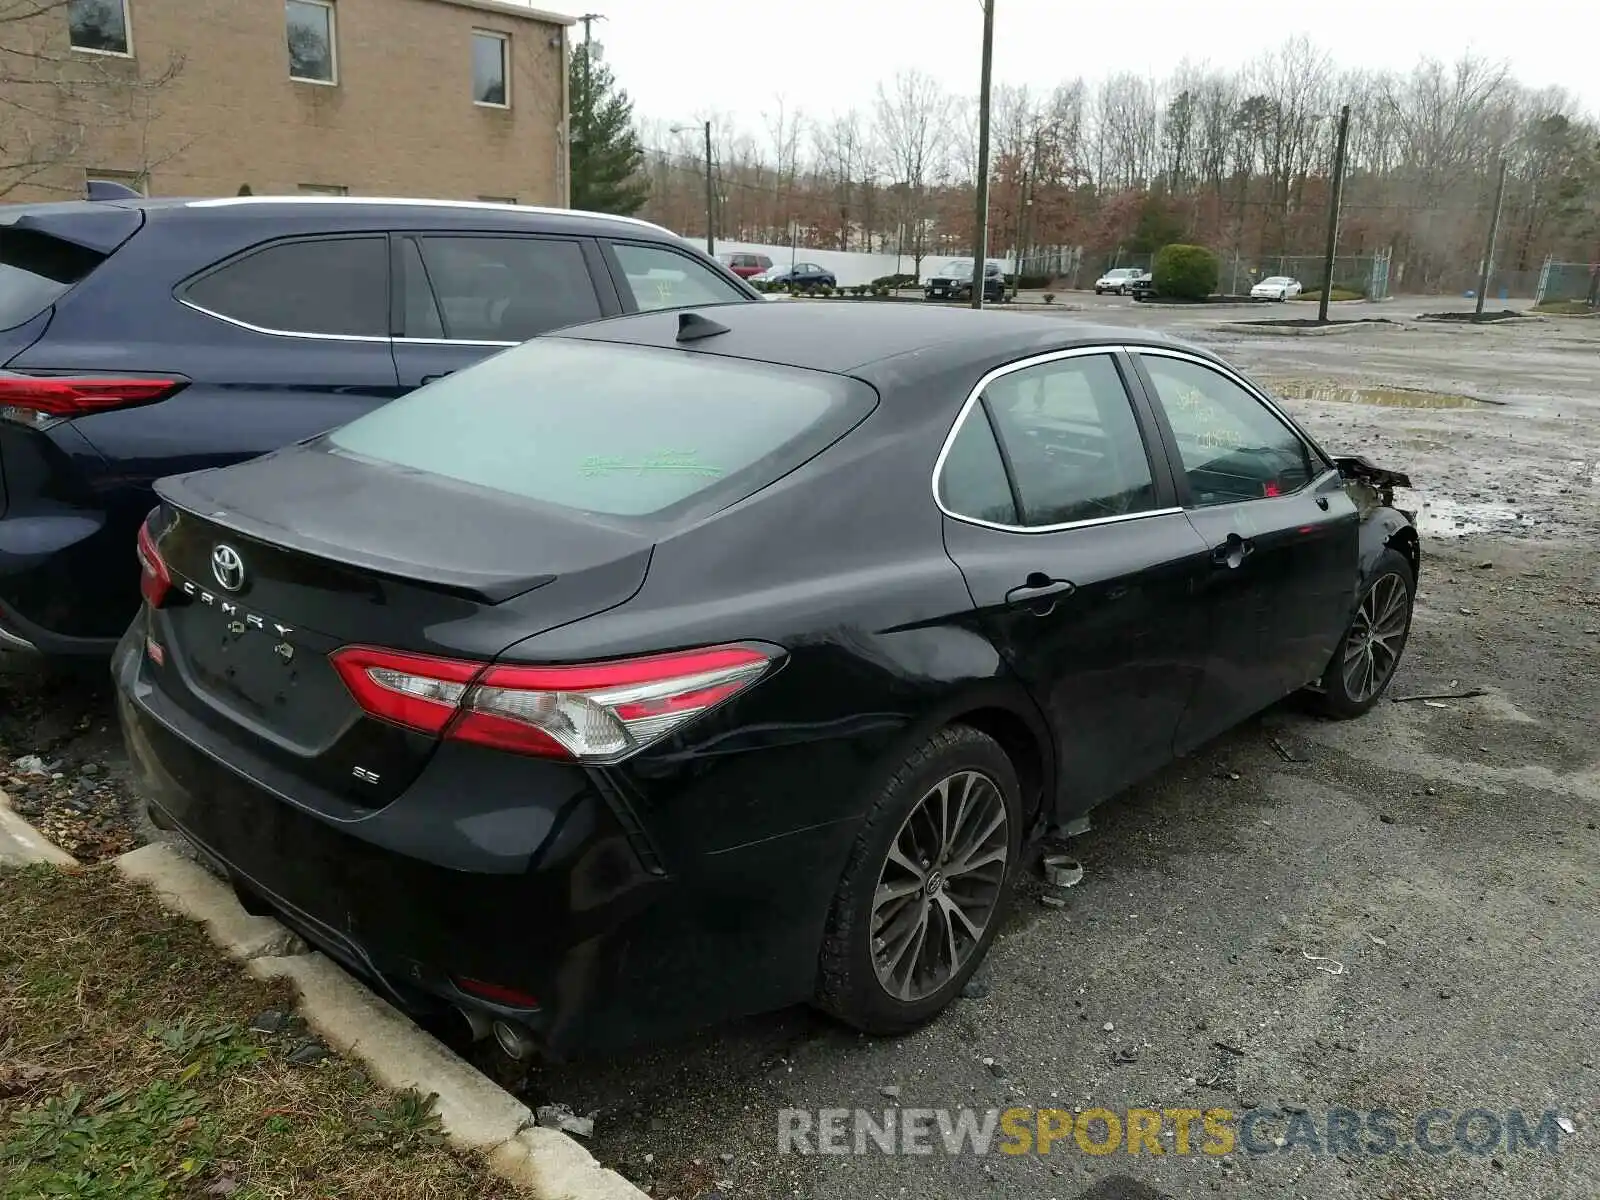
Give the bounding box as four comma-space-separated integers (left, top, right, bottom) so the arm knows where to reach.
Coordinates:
1005, 575, 1076, 609
1211, 533, 1256, 570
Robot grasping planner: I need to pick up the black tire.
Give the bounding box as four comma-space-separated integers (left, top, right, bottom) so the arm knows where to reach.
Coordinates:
1313, 547, 1415, 718
815, 725, 1023, 1035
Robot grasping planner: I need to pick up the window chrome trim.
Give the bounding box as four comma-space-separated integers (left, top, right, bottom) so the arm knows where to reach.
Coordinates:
394, 336, 517, 348
178, 298, 389, 343
931, 344, 1182, 535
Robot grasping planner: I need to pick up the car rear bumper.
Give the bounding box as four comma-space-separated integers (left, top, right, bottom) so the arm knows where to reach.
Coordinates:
113, 623, 860, 1055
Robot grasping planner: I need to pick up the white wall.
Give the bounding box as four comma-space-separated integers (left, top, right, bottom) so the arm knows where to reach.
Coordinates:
707, 239, 1016, 287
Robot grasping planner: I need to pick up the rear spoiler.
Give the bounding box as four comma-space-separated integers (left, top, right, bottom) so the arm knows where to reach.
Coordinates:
0, 204, 144, 256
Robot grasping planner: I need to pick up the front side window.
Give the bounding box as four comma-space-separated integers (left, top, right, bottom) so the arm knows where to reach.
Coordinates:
286, 0, 336, 83
1138, 354, 1318, 506
68, 0, 129, 54
184, 237, 387, 338
978, 354, 1157, 527
472, 31, 509, 106
415, 236, 600, 342
610, 242, 746, 311
327, 339, 875, 519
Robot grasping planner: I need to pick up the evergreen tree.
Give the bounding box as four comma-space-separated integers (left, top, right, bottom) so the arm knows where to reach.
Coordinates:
569, 43, 648, 216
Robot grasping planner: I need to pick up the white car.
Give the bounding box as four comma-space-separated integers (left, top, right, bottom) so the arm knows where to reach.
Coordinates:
1251, 276, 1304, 301
1094, 267, 1144, 295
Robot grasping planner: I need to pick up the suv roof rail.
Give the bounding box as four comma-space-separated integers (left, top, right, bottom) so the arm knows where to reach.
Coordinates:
87, 179, 144, 201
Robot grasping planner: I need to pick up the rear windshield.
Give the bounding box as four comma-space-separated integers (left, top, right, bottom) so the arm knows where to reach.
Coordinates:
326, 337, 876, 519
0, 228, 105, 330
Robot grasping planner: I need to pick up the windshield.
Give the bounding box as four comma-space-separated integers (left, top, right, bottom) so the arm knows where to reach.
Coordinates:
940, 260, 973, 277
1260, 277, 1292, 285
327, 337, 876, 520
0, 226, 107, 330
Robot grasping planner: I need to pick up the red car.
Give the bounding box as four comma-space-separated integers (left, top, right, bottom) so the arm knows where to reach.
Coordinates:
721, 251, 773, 279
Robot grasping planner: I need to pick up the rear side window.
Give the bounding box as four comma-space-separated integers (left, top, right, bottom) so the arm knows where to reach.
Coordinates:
0, 228, 105, 331
185, 237, 387, 336
415, 236, 601, 342
611, 242, 746, 312
327, 337, 874, 519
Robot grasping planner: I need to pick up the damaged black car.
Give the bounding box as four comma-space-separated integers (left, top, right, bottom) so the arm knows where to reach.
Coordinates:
115, 305, 1418, 1057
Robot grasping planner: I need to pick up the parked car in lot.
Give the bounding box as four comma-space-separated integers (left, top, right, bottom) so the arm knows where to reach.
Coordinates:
925, 259, 1006, 302
1094, 267, 1146, 295
1251, 275, 1304, 300
1129, 273, 1158, 302
0, 193, 757, 661
749, 262, 836, 291
720, 251, 773, 279
118, 302, 1418, 1057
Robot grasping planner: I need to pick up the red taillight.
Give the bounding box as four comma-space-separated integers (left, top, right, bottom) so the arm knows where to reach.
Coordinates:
330, 643, 777, 762
136, 523, 171, 609
454, 976, 540, 1009
0, 375, 182, 429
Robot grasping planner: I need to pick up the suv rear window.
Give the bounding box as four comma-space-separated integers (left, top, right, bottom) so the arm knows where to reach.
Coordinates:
326, 337, 875, 519
0, 228, 105, 331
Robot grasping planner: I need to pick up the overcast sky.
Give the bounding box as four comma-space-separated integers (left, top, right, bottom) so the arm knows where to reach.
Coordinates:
573, 0, 1597, 138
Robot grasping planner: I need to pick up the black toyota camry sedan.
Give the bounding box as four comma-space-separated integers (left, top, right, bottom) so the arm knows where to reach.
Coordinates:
115, 303, 1418, 1058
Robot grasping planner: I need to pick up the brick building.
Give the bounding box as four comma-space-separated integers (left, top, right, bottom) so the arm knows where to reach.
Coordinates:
0, 0, 573, 205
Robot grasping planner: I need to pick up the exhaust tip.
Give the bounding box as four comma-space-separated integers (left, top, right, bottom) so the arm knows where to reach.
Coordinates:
455, 1005, 491, 1043
492, 1019, 536, 1061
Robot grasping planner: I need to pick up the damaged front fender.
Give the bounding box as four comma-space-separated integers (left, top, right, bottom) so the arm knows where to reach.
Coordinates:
1336, 455, 1413, 515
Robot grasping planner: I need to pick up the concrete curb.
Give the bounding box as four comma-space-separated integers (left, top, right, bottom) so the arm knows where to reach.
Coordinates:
0, 789, 78, 867
109, 842, 645, 1200
1221, 319, 1394, 337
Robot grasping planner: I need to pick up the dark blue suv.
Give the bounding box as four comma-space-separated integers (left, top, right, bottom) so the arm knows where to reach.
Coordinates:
0, 193, 758, 660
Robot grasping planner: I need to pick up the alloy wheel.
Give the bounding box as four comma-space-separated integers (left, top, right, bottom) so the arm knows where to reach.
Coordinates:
870, 770, 1009, 1002
1342, 572, 1410, 703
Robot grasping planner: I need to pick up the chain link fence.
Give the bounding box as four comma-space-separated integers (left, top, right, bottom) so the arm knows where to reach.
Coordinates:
1535, 259, 1600, 305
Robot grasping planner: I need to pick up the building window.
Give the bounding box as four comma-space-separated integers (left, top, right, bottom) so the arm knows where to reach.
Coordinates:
478, 196, 517, 204
472, 31, 509, 107
68, 0, 131, 55
286, 0, 337, 84
87, 169, 147, 195
298, 183, 348, 195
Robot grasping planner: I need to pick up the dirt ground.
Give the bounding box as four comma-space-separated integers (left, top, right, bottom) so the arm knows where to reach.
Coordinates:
3, 296, 1596, 1199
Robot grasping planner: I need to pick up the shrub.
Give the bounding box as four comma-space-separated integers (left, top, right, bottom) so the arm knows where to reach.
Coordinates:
870, 273, 917, 290
1043, 292, 1056, 304
873, 285, 889, 297
1152, 244, 1219, 300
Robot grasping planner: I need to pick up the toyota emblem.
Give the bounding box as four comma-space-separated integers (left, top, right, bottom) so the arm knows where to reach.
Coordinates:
210, 544, 246, 593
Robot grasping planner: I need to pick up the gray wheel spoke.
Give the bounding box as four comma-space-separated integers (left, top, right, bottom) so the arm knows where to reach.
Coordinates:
870, 767, 1009, 1004
1340, 572, 1411, 703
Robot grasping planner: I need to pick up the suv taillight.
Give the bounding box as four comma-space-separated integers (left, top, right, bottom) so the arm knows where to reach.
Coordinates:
0, 375, 184, 430
136, 522, 171, 609
331, 644, 778, 762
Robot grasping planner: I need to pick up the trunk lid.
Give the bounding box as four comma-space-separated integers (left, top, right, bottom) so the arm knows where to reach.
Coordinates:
147, 444, 655, 807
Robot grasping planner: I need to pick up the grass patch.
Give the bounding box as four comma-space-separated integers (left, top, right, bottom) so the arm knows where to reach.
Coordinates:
1532, 298, 1597, 316
1293, 288, 1365, 302
0, 864, 518, 1199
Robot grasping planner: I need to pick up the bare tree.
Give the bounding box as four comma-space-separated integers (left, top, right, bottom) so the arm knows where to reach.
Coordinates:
814, 110, 868, 250
874, 69, 952, 276
1, 0, 187, 199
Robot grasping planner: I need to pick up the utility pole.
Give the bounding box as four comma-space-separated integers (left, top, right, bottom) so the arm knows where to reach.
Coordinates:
1316, 104, 1351, 325
702, 120, 715, 256
1475, 156, 1508, 316
970, 0, 995, 310
576, 13, 604, 161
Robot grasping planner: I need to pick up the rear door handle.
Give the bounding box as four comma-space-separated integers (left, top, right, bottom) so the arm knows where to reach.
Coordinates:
1005, 576, 1076, 609
1211, 533, 1256, 570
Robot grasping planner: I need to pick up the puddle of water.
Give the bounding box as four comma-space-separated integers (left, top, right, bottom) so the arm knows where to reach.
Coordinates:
1414, 496, 1533, 538
1266, 380, 1490, 409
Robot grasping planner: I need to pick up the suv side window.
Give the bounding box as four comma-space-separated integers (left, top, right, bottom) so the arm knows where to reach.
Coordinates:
416, 236, 600, 343
610, 242, 745, 311
184, 236, 388, 337
1138, 354, 1318, 506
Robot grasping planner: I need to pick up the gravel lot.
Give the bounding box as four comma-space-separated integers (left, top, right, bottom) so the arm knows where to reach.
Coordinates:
4, 295, 1596, 1200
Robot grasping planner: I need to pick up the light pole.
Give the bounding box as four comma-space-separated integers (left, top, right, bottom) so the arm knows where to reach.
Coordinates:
971, 0, 995, 310
670, 121, 715, 255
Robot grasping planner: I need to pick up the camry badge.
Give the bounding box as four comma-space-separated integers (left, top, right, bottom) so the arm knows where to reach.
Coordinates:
211, 544, 246, 593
